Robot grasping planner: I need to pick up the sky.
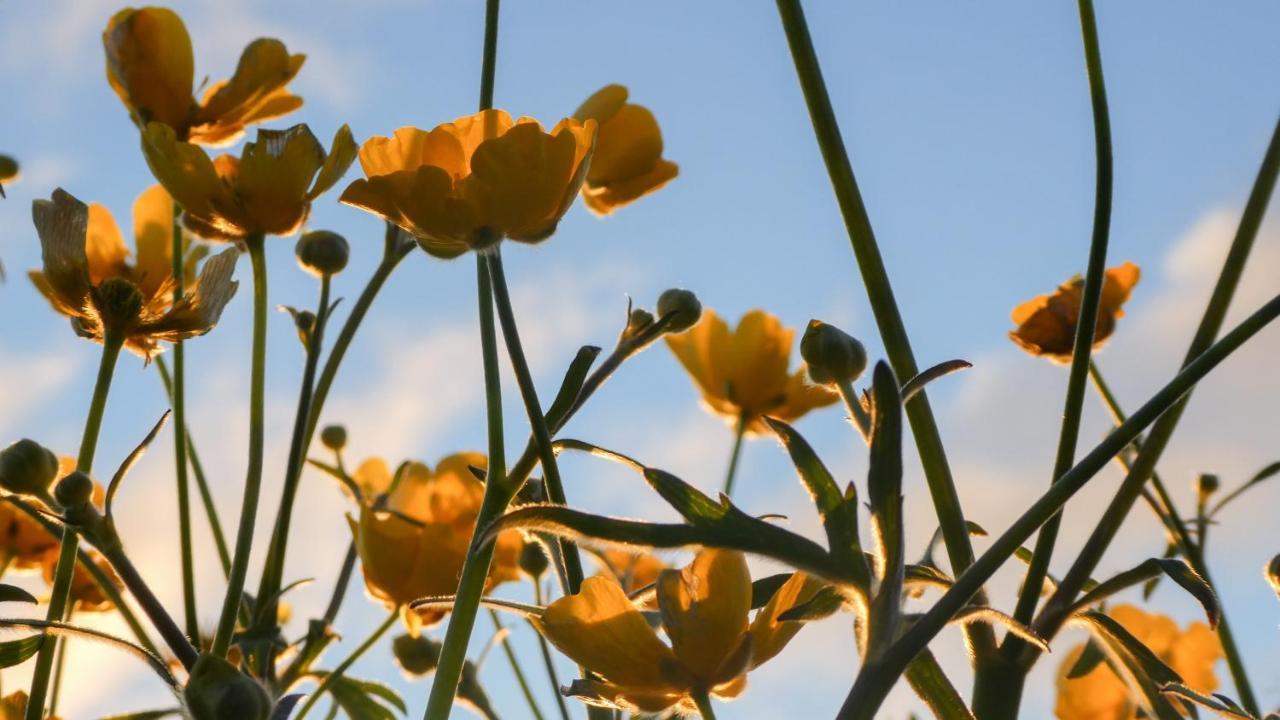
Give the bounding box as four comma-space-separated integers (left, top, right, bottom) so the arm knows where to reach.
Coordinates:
1, 1, 1279, 718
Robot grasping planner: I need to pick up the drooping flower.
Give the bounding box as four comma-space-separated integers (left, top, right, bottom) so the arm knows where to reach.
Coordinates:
1055, 604, 1223, 720
350, 454, 524, 631
666, 309, 838, 435
533, 548, 823, 714
141, 122, 356, 241
103, 6, 304, 146
340, 110, 596, 258
28, 188, 238, 357
1010, 262, 1140, 362
573, 84, 677, 215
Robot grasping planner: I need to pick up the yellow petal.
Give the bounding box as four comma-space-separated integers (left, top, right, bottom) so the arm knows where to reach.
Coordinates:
341, 167, 475, 258
747, 572, 825, 668
1054, 642, 1133, 720
462, 121, 579, 242
352, 457, 393, 500
234, 124, 324, 236
85, 203, 130, 286
103, 7, 195, 130
358, 126, 467, 180
31, 189, 92, 317
308, 124, 358, 199
728, 310, 793, 418
446, 109, 517, 158
657, 549, 752, 685
141, 122, 242, 238
583, 158, 678, 216
1100, 262, 1141, 319
131, 184, 176, 301
574, 84, 628, 125
534, 575, 683, 690
588, 104, 664, 186
665, 309, 734, 417
191, 39, 306, 147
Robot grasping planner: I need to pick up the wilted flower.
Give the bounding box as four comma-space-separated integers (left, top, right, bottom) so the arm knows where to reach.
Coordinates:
142, 122, 356, 241
573, 84, 678, 215
349, 454, 523, 631
1055, 604, 1223, 720
104, 7, 303, 146
340, 110, 596, 258
28, 188, 238, 357
1010, 262, 1140, 362
533, 549, 822, 714
666, 309, 837, 434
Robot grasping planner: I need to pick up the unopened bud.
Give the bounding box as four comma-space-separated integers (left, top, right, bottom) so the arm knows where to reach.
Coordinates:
0, 439, 59, 497
183, 654, 272, 720
800, 320, 868, 385
392, 633, 442, 677
1196, 473, 1220, 499
1267, 555, 1280, 601
94, 277, 143, 329
280, 306, 315, 347
295, 230, 349, 277
0, 155, 18, 183
320, 425, 347, 453
656, 288, 701, 333
519, 540, 549, 580
54, 471, 94, 511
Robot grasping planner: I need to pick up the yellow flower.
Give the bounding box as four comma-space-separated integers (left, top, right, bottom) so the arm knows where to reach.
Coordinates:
351, 454, 523, 631
104, 7, 304, 146
0, 691, 59, 720
141, 122, 356, 241
1010, 262, 1140, 362
28, 188, 238, 358
573, 85, 678, 215
340, 110, 596, 258
533, 548, 822, 714
666, 309, 838, 435
40, 547, 120, 614
596, 549, 666, 595
0, 500, 60, 572
1055, 604, 1224, 720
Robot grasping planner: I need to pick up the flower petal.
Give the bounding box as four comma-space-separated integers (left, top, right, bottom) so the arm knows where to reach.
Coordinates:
85, 203, 131, 286
103, 7, 195, 130
728, 310, 794, 417
31, 189, 92, 317
191, 38, 305, 146
583, 158, 678, 216
137, 246, 239, 347
131, 184, 177, 301
141, 122, 242, 237
308, 124, 358, 200
587, 104, 664, 186
657, 549, 752, 685
574, 84, 629, 125
235, 124, 324, 236
747, 572, 825, 668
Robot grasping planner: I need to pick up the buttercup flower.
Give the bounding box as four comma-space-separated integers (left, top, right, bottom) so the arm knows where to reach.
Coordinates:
666, 309, 838, 434
104, 7, 304, 146
142, 122, 356, 241
0, 501, 60, 572
573, 84, 678, 215
596, 549, 666, 595
1010, 262, 1140, 362
534, 549, 822, 714
340, 109, 596, 258
0, 691, 59, 720
40, 547, 120, 613
28, 188, 238, 357
350, 454, 523, 631
1055, 604, 1223, 720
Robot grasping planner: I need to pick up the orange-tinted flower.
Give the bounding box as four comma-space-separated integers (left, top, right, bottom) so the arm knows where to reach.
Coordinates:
534, 549, 822, 714
596, 549, 666, 594
0, 691, 59, 720
28, 188, 238, 357
1055, 604, 1223, 720
573, 85, 677, 215
0, 500, 60, 572
350, 454, 523, 631
666, 309, 838, 435
142, 122, 355, 242
104, 7, 303, 146
340, 110, 596, 258
40, 547, 119, 613
1010, 262, 1140, 362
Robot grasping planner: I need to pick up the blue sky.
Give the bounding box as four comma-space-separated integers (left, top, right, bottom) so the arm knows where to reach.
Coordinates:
1, 1, 1279, 718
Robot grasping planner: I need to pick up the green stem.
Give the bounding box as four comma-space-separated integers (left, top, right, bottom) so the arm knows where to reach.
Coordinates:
774, 0, 994, 659
48, 637, 66, 717
721, 415, 748, 498
489, 609, 546, 720
533, 581, 572, 720
835, 378, 872, 442
1086, 362, 1258, 713
212, 233, 268, 659
294, 608, 399, 720
323, 541, 357, 626
692, 691, 717, 720
171, 209, 198, 642
97, 541, 199, 669
26, 331, 123, 720
837, 291, 1280, 718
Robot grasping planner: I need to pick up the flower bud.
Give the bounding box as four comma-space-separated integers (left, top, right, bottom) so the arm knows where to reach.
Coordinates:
618, 307, 656, 347
800, 320, 868, 385
519, 539, 549, 580
295, 230, 350, 277
320, 425, 347, 453
280, 306, 315, 347
1196, 473, 1220, 500
656, 288, 701, 333
0, 439, 59, 497
1267, 554, 1280, 601
94, 277, 144, 329
183, 654, 272, 720
392, 633, 441, 677
54, 471, 94, 511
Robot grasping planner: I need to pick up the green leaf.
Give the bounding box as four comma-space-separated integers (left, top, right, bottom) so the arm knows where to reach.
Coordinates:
0, 584, 38, 605
778, 585, 844, 622
750, 573, 793, 609
98, 711, 183, 720
1210, 460, 1280, 518
318, 673, 406, 720
543, 345, 602, 431
900, 359, 972, 403
106, 410, 171, 518
865, 362, 905, 658
1066, 639, 1107, 679
1071, 558, 1219, 627
904, 649, 977, 720
1074, 611, 1186, 720
270, 694, 304, 720
1160, 683, 1253, 719
641, 468, 729, 527
0, 635, 44, 668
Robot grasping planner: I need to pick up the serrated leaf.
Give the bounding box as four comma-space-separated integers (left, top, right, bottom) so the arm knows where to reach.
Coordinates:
0, 635, 44, 668
0, 584, 38, 605
778, 585, 844, 622
1071, 558, 1219, 627
641, 468, 729, 527
543, 345, 602, 431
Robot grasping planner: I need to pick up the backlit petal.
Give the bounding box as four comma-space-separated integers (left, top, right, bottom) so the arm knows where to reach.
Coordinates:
131, 184, 176, 301
657, 549, 751, 685
85, 204, 130, 285
747, 572, 824, 668
103, 7, 195, 130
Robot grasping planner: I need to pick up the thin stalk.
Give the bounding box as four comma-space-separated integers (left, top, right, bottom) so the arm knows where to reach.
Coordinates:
1087, 362, 1257, 711
835, 378, 872, 443
156, 357, 232, 575
48, 638, 66, 717
98, 543, 199, 669
212, 233, 269, 658
774, 0, 994, 659
323, 541, 358, 625
837, 291, 1280, 718
171, 210, 198, 641
488, 609, 546, 720
26, 331, 123, 720
721, 415, 748, 497
692, 691, 717, 720
294, 608, 399, 720
255, 275, 332, 675
533, 581, 572, 720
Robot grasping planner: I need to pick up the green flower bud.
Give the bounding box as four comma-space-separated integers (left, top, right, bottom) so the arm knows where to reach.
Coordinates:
295, 230, 350, 277
280, 306, 315, 347
392, 633, 442, 677
1267, 554, 1280, 601
800, 319, 868, 385
93, 277, 144, 330
656, 288, 701, 333
320, 425, 347, 453
54, 471, 94, 511
183, 654, 272, 720
0, 155, 18, 183
1196, 473, 1220, 499
519, 539, 549, 580
0, 439, 59, 497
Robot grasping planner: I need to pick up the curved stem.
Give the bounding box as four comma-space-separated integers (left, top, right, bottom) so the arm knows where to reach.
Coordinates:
721, 415, 748, 497
692, 691, 717, 720
212, 233, 268, 658
26, 331, 123, 720
294, 608, 399, 720
774, 0, 993, 660
532, 581, 572, 720
98, 542, 199, 669
489, 609, 546, 720
171, 210, 198, 642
